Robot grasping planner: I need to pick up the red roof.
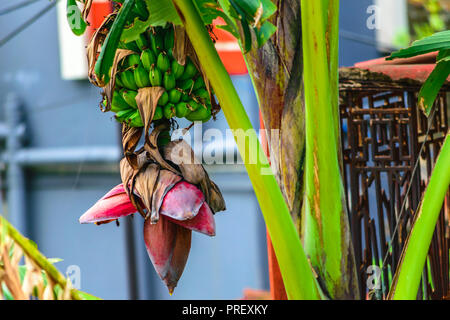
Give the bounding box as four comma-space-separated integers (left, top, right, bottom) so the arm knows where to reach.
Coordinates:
351, 52, 450, 83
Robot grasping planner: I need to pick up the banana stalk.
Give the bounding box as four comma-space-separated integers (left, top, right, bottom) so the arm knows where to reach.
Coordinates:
300, 0, 359, 299
171, 0, 321, 300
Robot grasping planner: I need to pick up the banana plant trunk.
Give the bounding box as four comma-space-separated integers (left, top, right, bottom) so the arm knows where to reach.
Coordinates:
246, 0, 359, 299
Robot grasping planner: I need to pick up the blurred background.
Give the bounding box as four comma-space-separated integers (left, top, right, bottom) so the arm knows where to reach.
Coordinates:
0, 0, 448, 299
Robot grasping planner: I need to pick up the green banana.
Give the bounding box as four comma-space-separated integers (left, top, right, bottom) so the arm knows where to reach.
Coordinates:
120, 70, 138, 90
175, 102, 190, 118
187, 100, 202, 112
149, 28, 164, 54
135, 32, 149, 51
158, 91, 169, 106
163, 103, 176, 119
149, 65, 162, 86
168, 89, 182, 104
186, 104, 211, 122
141, 49, 156, 71
134, 63, 150, 88
163, 71, 176, 90
111, 90, 132, 112
179, 59, 198, 80
126, 54, 141, 68
129, 110, 144, 127
178, 78, 194, 91
122, 89, 138, 108
121, 40, 140, 52
192, 76, 205, 91
153, 106, 163, 120
115, 73, 124, 88
115, 109, 135, 123
156, 52, 170, 72
194, 88, 210, 102
164, 26, 174, 50
171, 60, 184, 80
181, 92, 191, 102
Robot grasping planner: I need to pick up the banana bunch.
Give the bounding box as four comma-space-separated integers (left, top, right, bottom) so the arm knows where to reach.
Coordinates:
108, 25, 213, 127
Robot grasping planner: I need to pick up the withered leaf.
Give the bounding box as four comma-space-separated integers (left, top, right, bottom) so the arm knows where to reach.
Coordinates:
163, 139, 205, 185
86, 13, 116, 87
136, 87, 165, 139
120, 157, 134, 189
134, 163, 160, 221
145, 123, 180, 176
173, 26, 187, 65
81, 0, 93, 23
204, 175, 226, 213
102, 49, 135, 111
1, 246, 27, 300
122, 124, 143, 170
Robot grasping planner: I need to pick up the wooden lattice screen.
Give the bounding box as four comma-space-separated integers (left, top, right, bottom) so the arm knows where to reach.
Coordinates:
339, 68, 450, 300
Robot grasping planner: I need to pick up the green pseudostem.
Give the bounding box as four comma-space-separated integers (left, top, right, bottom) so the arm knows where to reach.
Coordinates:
170, 0, 321, 300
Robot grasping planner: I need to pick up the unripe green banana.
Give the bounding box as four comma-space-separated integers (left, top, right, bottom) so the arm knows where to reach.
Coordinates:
141, 49, 156, 71
153, 106, 163, 120
111, 90, 132, 112
175, 102, 190, 118
158, 91, 169, 106
115, 109, 135, 123
134, 63, 150, 88
149, 28, 164, 55
163, 71, 176, 90
121, 90, 138, 108
166, 48, 173, 59
192, 76, 205, 91
126, 54, 141, 68
186, 104, 211, 122
194, 88, 210, 102
156, 52, 170, 73
115, 74, 124, 88
120, 70, 138, 90
121, 40, 140, 52
163, 103, 176, 119
149, 65, 162, 86
168, 89, 182, 104
179, 59, 198, 80
181, 92, 190, 102
164, 26, 174, 50
129, 110, 144, 127
135, 32, 150, 51
186, 100, 202, 112
171, 60, 184, 80
178, 79, 194, 92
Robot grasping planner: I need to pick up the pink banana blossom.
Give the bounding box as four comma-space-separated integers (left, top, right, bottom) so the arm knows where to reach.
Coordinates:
79, 182, 216, 294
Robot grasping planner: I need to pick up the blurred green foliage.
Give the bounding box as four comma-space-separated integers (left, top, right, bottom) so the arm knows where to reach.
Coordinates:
394, 0, 449, 48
